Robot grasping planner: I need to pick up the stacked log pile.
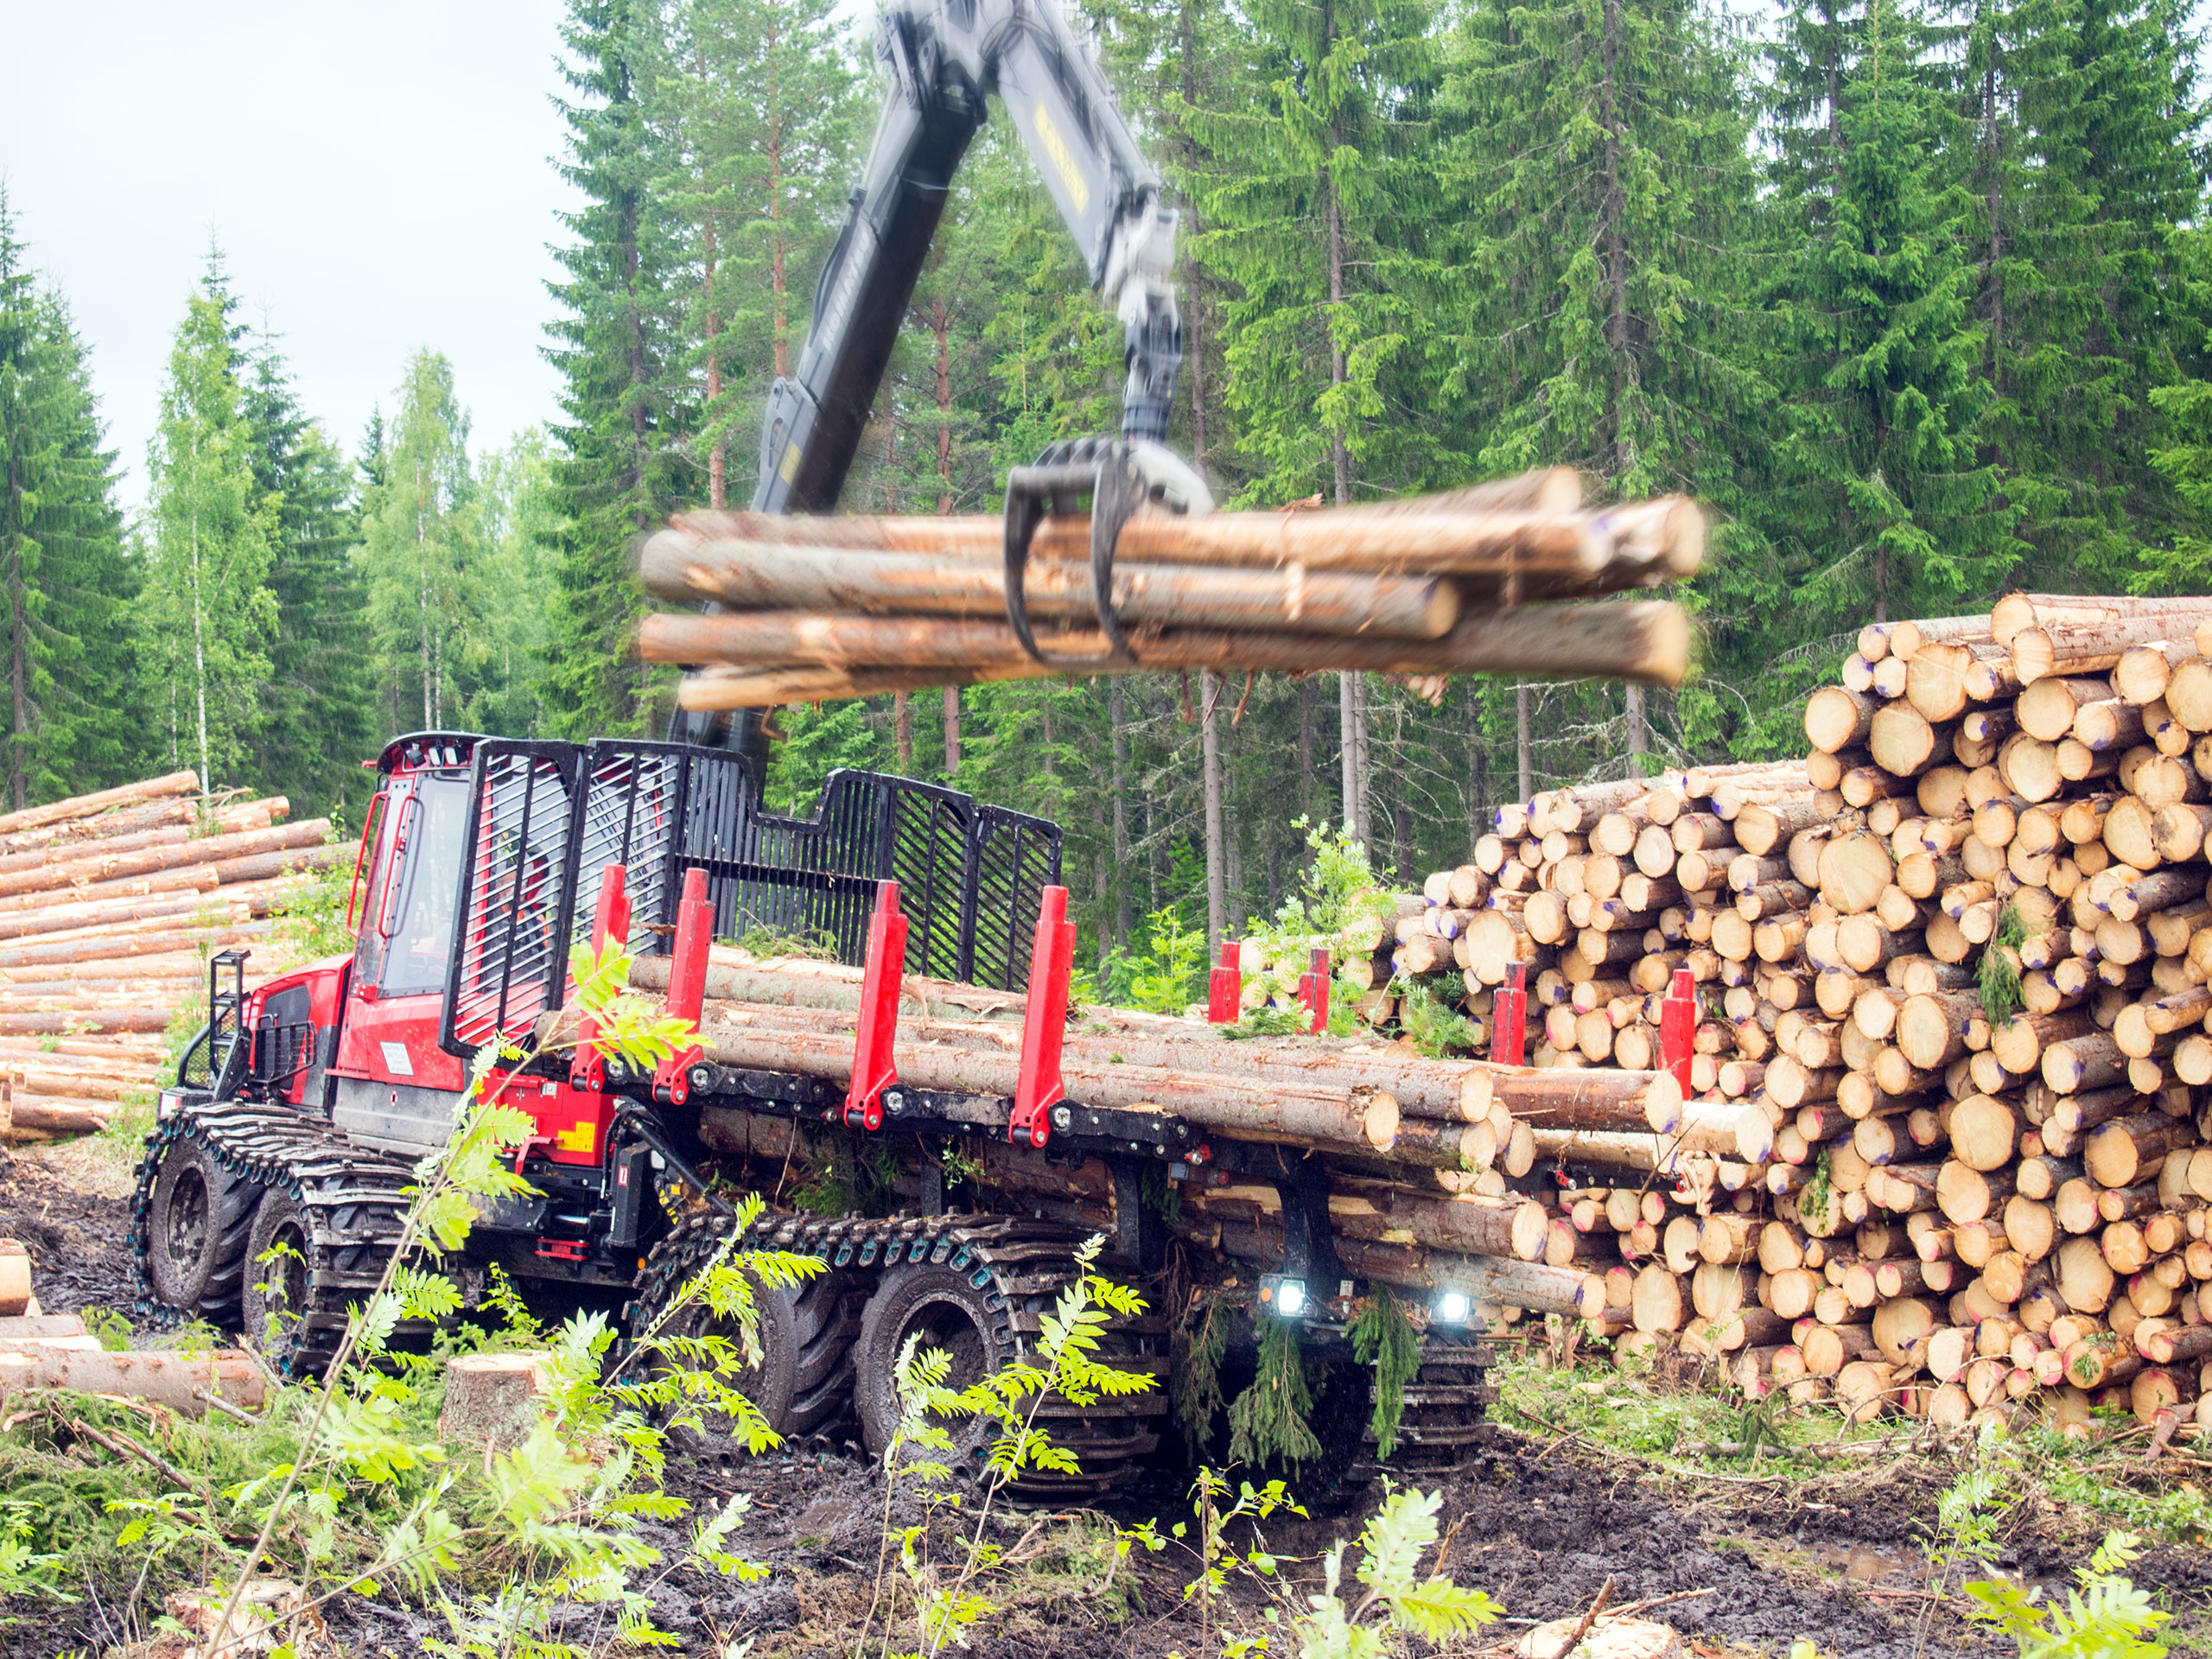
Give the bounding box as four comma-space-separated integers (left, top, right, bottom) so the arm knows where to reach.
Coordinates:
633, 468, 1701, 709
0, 772, 344, 1141
1307, 594, 2212, 1433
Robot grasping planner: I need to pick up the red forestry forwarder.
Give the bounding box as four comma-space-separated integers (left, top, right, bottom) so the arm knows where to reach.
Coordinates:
127, 0, 1644, 1499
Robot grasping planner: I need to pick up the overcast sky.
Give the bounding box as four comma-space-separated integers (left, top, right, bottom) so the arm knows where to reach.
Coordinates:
0, 0, 580, 509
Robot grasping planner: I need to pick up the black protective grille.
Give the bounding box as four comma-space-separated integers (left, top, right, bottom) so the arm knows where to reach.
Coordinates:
441, 742, 585, 1056
433, 740, 1061, 1057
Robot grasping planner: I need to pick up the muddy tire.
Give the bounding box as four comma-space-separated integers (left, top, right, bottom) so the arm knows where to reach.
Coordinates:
143, 1136, 258, 1324
852, 1253, 1165, 1502
853, 1262, 1015, 1478
632, 1221, 862, 1447
240, 1188, 313, 1369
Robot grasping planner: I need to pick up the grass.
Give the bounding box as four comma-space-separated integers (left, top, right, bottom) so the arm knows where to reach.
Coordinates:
1487, 1346, 2212, 1550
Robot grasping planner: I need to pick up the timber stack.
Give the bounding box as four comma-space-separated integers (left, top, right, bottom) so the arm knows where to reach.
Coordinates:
1284, 593, 2212, 1435
632, 467, 1702, 708
0, 772, 344, 1141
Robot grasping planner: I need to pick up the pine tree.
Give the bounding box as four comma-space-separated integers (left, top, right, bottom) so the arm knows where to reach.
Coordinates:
358, 350, 476, 735
139, 266, 280, 791
655, 0, 861, 510
0, 194, 137, 807
240, 325, 378, 819
543, 0, 689, 740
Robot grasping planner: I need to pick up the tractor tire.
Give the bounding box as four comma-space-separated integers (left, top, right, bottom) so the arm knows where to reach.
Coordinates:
851, 1250, 1165, 1501
851, 1262, 1014, 1479
143, 1135, 258, 1324
240, 1188, 312, 1370
631, 1221, 863, 1450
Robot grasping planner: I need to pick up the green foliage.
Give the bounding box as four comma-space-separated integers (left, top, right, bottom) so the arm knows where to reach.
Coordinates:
239, 323, 377, 820
137, 251, 281, 791
1292, 1486, 1503, 1657
540, 0, 690, 741
1980, 901, 2031, 1024
1397, 978, 1481, 1059
1347, 1288, 1421, 1460
1103, 906, 1210, 1014
1967, 1531, 2172, 1658
788, 1126, 904, 1217
1173, 1287, 1235, 1457
1228, 1316, 1322, 1467
0, 188, 137, 812
1170, 1465, 1306, 1658
1222, 1005, 1307, 1039
858, 1236, 1158, 1657
267, 822, 356, 966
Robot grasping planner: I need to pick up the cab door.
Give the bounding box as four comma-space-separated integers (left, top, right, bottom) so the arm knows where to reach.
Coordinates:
331, 772, 473, 1150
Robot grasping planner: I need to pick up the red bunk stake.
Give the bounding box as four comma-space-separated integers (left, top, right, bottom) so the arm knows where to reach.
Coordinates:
843, 880, 910, 1131
1009, 885, 1075, 1148
572, 862, 632, 1091
1493, 959, 1528, 1067
1296, 947, 1331, 1035
1660, 964, 1696, 1095
1207, 940, 1243, 1024
652, 868, 714, 1104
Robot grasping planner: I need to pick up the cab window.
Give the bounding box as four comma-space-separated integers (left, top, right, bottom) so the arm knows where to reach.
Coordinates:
379, 778, 471, 995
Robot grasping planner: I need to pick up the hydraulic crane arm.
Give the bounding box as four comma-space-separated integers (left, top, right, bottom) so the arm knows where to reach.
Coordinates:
753, 0, 1187, 515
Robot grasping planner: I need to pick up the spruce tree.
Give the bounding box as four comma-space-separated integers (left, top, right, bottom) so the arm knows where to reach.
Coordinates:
0, 194, 137, 807
1760, 0, 2014, 632
1441, 0, 1768, 766
1193, 0, 1446, 507
543, 0, 688, 740
139, 270, 280, 791
1969, 0, 2206, 589
240, 327, 378, 819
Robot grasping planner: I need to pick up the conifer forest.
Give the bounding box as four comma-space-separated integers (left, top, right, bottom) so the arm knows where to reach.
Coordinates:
3, 0, 2209, 971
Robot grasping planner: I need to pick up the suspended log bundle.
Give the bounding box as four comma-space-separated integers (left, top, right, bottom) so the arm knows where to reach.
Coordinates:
636, 469, 1704, 707
1198, 594, 2212, 1435
0, 773, 343, 1141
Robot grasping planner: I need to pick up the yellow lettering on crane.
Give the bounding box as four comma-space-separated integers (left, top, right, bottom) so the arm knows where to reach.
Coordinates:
1029, 104, 1090, 215
779, 441, 803, 484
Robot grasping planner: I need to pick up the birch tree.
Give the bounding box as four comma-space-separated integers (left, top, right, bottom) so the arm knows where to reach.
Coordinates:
139, 274, 278, 791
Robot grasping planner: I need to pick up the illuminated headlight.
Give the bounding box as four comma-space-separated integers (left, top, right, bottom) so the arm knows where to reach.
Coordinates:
1434, 1290, 1473, 1325
1259, 1274, 1308, 1319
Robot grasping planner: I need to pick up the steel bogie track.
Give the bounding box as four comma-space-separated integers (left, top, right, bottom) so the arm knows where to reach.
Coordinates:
131, 1098, 435, 1374
627, 1208, 1170, 1500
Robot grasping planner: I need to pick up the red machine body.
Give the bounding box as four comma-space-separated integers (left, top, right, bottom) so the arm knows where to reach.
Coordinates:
228, 734, 615, 1173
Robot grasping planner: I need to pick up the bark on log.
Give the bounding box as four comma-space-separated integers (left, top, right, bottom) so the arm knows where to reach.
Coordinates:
639, 531, 1465, 638
666, 600, 1698, 708
0, 772, 200, 839
0, 1346, 265, 1412
692, 1020, 1397, 1151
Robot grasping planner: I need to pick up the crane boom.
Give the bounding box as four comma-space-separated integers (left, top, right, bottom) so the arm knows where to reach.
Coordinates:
753, 0, 1185, 515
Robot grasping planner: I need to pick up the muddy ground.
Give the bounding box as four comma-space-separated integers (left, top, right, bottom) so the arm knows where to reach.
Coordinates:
5, 1141, 2210, 1658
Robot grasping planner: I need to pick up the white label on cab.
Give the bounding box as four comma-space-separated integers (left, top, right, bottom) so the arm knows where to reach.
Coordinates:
380, 1041, 415, 1077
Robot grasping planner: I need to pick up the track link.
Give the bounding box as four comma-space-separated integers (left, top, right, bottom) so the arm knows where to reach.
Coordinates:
627, 1209, 1168, 1501
1351, 1340, 1500, 1487
131, 1100, 430, 1375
